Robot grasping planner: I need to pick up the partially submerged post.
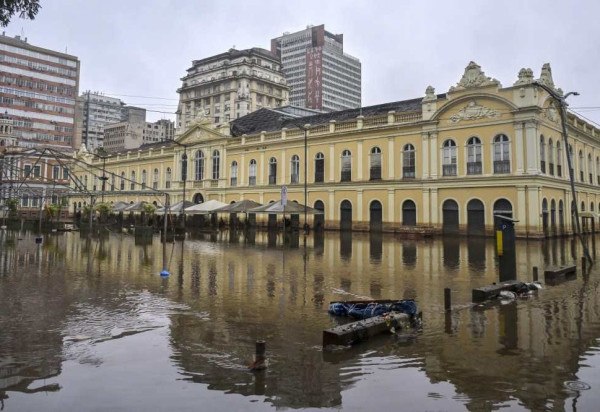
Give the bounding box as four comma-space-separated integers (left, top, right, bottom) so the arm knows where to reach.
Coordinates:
495, 214, 518, 282
444, 288, 451, 311
160, 194, 171, 277
250, 340, 267, 370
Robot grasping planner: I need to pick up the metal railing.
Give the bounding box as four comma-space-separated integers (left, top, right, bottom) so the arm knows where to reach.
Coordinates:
467, 162, 482, 175
443, 164, 457, 176
493, 160, 510, 174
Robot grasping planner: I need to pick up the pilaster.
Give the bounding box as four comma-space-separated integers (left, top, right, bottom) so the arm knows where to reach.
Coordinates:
514, 122, 525, 174
516, 185, 527, 232
387, 189, 394, 222
421, 133, 430, 179
421, 189, 430, 225
280, 149, 286, 185
525, 120, 539, 174
430, 188, 439, 224
328, 190, 335, 221
430, 132, 439, 178
527, 185, 541, 233
329, 144, 335, 182
387, 138, 394, 179
357, 190, 363, 223
259, 151, 264, 185
357, 141, 363, 181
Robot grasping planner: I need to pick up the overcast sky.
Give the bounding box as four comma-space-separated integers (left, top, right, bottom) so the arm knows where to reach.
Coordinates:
5, 0, 600, 124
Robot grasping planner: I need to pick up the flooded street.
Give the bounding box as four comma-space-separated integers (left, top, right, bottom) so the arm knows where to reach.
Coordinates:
1, 229, 600, 411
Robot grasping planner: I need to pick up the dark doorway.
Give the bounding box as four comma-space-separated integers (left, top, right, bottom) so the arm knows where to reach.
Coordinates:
314, 200, 324, 230
493, 198, 513, 229
550, 199, 556, 235
402, 200, 416, 226
193, 193, 204, 204
442, 199, 459, 234
369, 200, 382, 232
467, 199, 485, 236
340, 200, 352, 231
542, 198, 549, 236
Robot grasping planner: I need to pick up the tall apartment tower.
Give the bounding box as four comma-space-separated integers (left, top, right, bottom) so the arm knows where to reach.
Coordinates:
271, 25, 361, 112
75, 91, 124, 151
0, 33, 80, 149
176, 48, 288, 131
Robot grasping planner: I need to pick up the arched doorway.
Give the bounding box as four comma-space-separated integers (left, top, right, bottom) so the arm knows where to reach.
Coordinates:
369, 200, 382, 232
558, 200, 564, 234
193, 193, 204, 204
402, 200, 416, 226
442, 199, 459, 234
493, 198, 513, 230
314, 200, 325, 230
267, 200, 277, 229
542, 198, 549, 235
340, 200, 352, 231
467, 199, 485, 236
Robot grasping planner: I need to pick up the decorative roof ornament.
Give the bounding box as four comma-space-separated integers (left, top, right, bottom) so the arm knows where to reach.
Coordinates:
514, 68, 534, 86
449, 100, 500, 124
78, 143, 88, 155
423, 85, 437, 102
536, 63, 556, 90
450, 61, 501, 91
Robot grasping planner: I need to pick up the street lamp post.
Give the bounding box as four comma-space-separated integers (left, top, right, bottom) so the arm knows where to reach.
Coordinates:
533, 82, 592, 263
169, 140, 189, 226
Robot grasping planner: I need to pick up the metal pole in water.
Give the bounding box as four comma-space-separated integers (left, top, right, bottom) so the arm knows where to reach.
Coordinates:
444, 288, 451, 311
533, 266, 539, 282
161, 194, 170, 277
250, 340, 267, 371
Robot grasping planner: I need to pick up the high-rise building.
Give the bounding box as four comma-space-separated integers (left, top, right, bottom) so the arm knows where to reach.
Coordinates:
0, 33, 80, 149
176, 48, 288, 131
271, 24, 361, 112
75, 91, 124, 151
103, 106, 175, 153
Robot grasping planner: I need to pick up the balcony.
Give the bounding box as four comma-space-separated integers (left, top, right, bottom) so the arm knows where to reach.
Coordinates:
341, 170, 351, 182
230, 177, 237, 187
590, 174, 593, 184
541, 160, 546, 174
557, 165, 562, 177
549, 163, 554, 175
442, 164, 457, 176
314, 171, 324, 183
493, 160, 510, 174
290, 174, 299, 184
249, 176, 256, 186
466, 162, 482, 175
268, 175, 276, 185
369, 167, 382, 180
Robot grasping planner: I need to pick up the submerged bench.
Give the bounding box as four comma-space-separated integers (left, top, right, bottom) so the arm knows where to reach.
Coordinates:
472, 280, 522, 302
544, 265, 577, 285
323, 313, 411, 347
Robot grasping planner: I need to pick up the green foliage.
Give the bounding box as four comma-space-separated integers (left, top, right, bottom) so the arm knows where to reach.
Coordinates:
0, 0, 41, 27
44, 203, 59, 218
143, 203, 156, 215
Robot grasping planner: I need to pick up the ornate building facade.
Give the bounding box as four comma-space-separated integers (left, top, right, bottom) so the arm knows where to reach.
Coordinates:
73, 62, 600, 238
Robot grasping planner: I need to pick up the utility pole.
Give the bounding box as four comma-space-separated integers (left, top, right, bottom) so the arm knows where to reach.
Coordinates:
533, 82, 592, 263
84, 91, 90, 149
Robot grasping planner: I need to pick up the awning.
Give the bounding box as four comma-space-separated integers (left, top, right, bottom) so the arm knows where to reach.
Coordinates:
215, 199, 262, 213
184, 199, 228, 215
155, 200, 195, 215
247, 200, 323, 215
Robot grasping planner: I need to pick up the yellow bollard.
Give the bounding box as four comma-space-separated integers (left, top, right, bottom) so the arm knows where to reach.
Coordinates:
496, 230, 503, 256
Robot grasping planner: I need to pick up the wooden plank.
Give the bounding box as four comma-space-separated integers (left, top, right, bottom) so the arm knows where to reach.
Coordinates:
472, 280, 522, 302
323, 313, 410, 347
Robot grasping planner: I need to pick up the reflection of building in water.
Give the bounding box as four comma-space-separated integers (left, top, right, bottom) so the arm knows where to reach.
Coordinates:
74, 62, 600, 238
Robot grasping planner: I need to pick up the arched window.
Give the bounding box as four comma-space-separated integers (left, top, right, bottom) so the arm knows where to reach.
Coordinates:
249, 159, 257, 185
540, 135, 546, 173
120, 172, 125, 190
493, 134, 510, 174
181, 153, 188, 182
153, 168, 159, 189
290, 154, 300, 183
195, 150, 204, 181
130, 171, 135, 190
341, 150, 352, 182
588, 153, 593, 184
141, 169, 147, 189
268, 157, 277, 185
370, 146, 382, 180
466, 137, 482, 175
403, 144, 415, 179
442, 139, 457, 176
548, 139, 554, 175
212, 150, 220, 180
230, 161, 238, 186
579, 150, 584, 182
315, 152, 325, 183
556, 141, 563, 177
165, 167, 172, 189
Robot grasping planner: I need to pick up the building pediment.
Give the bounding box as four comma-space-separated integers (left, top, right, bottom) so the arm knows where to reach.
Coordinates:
432, 94, 517, 125
177, 119, 227, 146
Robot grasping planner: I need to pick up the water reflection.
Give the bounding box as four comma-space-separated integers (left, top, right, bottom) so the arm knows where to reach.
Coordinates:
1, 229, 600, 411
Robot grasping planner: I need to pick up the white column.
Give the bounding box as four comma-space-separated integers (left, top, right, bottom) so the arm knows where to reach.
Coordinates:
516, 185, 527, 233
421, 189, 430, 225
280, 149, 286, 185
328, 190, 335, 222
357, 190, 363, 224
421, 132, 430, 179
525, 121, 539, 174
357, 141, 363, 181
387, 138, 395, 179
329, 144, 335, 182
527, 185, 541, 233
240, 154, 245, 185
387, 189, 394, 222
259, 152, 265, 185
430, 188, 439, 225
430, 132, 438, 179
514, 122, 525, 174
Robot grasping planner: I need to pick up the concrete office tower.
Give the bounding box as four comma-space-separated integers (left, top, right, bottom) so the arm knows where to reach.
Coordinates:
103, 106, 175, 153
76, 91, 124, 151
271, 24, 361, 112
176, 48, 289, 131
0, 33, 80, 149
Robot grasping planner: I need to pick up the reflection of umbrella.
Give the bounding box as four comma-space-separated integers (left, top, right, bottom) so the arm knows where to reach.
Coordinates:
112, 201, 130, 212
155, 200, 195, 215
215, 199, 262, 213
247, 200, 323, 214
124, 201, 149, 212
184, 200, 228, 215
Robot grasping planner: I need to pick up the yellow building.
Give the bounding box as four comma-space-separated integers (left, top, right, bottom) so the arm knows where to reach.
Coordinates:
73, 62, 600, 238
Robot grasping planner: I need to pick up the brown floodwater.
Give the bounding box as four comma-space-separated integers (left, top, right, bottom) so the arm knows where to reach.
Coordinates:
1, 228, 599, 411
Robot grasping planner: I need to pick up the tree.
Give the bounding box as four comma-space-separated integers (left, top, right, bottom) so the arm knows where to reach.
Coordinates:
0, 0, 41, 27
